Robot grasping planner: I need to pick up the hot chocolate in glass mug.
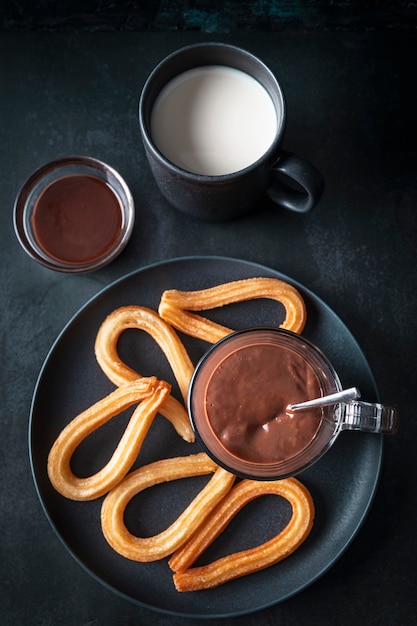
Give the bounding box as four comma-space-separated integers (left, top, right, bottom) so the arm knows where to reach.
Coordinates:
188, 328, 399, 480
139, 42, 325, 221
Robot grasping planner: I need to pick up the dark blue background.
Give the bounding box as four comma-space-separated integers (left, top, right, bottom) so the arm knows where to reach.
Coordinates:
1, 4, 416, 626
1, 0, 416, 31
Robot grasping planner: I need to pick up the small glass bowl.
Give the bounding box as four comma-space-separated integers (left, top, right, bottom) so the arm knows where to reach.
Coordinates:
13, 155, 135, 273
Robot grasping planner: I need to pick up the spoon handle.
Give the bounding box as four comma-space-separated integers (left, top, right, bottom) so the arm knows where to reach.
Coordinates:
289, 387, 361, 412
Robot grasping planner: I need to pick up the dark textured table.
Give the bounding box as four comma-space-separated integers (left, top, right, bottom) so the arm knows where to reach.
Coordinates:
1, 31, 416, 625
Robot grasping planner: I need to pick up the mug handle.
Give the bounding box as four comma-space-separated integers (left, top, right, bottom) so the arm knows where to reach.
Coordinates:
267, 150, 325, 213
341, 401, 399, 435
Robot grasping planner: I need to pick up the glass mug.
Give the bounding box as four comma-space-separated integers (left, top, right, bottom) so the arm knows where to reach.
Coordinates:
139, 42, 324, 221
188, 328, 398, 480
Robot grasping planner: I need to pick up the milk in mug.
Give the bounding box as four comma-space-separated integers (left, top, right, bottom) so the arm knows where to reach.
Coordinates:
150, 65, 279, 176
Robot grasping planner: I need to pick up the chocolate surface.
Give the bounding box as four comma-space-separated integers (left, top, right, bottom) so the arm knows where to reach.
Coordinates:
205, 343, 322, 463
32, 174, 122, 264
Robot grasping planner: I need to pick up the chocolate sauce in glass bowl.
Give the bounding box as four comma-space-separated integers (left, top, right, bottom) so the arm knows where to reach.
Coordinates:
13, 156, 135, 273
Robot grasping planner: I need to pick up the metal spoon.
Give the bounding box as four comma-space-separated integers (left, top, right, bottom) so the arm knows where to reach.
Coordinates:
288, 387, 361, 412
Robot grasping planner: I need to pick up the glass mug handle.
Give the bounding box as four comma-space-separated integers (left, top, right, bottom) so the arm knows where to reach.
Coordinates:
267, 150, 325, 214
340, 401, 399, 434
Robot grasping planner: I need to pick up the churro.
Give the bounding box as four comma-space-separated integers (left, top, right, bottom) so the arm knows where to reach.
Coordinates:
158, 277, 307, 343
100, 453, 236, 561
170, 477, 314, 591
94, 305, 195, 442
47, 377, 170, 501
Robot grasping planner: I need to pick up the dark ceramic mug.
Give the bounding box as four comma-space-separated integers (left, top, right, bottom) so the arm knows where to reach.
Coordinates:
139, 42, 324, 221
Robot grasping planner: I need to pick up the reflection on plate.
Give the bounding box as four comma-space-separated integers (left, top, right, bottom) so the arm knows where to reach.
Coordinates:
29, 256, 382, 619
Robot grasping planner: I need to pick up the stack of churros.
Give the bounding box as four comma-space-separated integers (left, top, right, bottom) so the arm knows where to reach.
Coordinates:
47, 277, 314, 592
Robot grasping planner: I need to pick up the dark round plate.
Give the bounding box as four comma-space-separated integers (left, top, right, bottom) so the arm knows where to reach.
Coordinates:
29, 256, 382, 619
